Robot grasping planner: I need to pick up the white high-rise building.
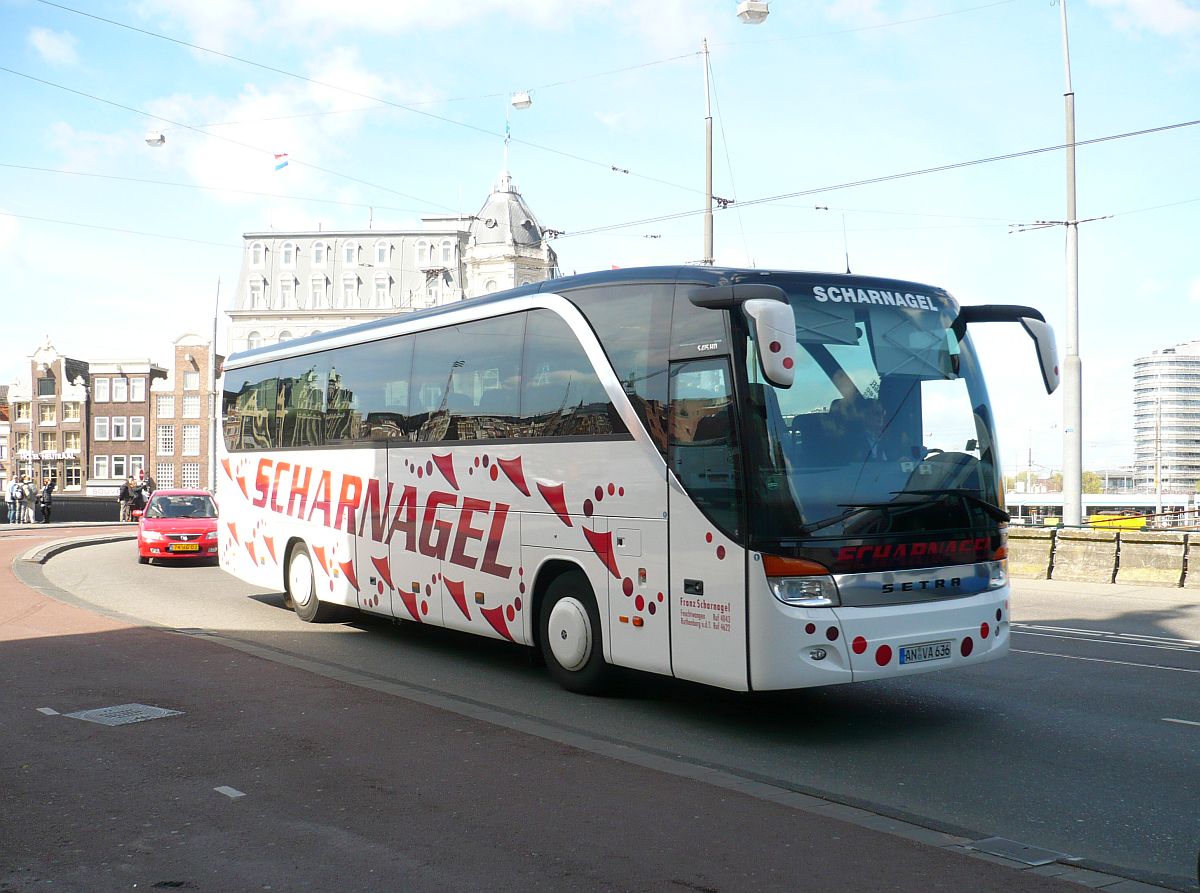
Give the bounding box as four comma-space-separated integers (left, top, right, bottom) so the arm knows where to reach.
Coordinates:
1133, 341, 1200, 493
227, 173, 558, 354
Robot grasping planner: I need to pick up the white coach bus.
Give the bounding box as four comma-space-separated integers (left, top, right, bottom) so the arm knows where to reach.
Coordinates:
218, 266, 1058, 694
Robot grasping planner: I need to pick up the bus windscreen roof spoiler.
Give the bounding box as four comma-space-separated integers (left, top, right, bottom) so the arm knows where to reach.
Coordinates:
954, 304, 1060, 395
687, 283, 788, 308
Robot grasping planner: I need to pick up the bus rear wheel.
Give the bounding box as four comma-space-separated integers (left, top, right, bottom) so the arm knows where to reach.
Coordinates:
286, 543, 338, 623
539, 571, 610, 695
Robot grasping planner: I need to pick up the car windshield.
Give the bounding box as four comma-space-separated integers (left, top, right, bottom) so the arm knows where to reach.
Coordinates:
147, 495, 217, 519
737, 276, 1003, 547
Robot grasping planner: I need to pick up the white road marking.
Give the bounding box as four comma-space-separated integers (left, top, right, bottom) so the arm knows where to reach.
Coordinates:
1012, 648, 1200, 673
214, 786, 246, 799
1162, 717, 1200, 727
36, 707, 59, 715
1013, 630, 1197, 653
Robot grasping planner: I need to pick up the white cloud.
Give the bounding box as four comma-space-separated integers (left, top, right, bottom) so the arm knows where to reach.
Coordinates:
28, 27, 80, 67
1089, 0, 1200, 37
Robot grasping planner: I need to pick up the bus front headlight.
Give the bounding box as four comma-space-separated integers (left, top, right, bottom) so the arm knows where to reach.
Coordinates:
769, 575, 841, 607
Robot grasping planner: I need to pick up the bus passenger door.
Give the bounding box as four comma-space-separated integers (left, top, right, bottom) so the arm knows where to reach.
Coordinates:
667, 358, 750, 691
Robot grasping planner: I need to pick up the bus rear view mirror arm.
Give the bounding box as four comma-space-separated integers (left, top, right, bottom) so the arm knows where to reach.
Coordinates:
954, 304, 1060, 395
685, 284, 796, 388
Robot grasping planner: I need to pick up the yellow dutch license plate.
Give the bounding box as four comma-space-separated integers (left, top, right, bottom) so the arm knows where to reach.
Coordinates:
169, 543, 200, 552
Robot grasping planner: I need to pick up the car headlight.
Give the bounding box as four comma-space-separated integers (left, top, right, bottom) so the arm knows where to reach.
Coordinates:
141, 530, 165, 543
203, 529, 219, 541
763, 555, 841, 607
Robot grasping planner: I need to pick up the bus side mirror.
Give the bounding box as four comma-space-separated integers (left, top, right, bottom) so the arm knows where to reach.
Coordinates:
743, 299, 796, 388
954, 304, 1059, 395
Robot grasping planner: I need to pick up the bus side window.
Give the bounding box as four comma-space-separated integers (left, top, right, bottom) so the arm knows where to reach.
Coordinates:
669, 358, 742, 539
520, 310, 626, 438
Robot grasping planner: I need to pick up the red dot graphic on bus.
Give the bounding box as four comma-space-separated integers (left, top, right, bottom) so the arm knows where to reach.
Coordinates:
490, 465, 499, 481
595, 486, 604, 501
716, 546, 726, 560
623, 577, 634, 596
518, 566, 524, 576
980, 622, 990, 639
416, 467, 424, 478
583, 500, 594, 517
619, 487, 625, 496
875, 645, 893, 666
995, 608, 1002, 622
425, 584, 432, 596
468, 467, 474, 475
607, 483, 615, 496
506, 605, 515, 622
805, 623, 816, 635
519, 582, 526, 594
474, 456, 480, 467
426, 461, 433, 476
421, 601, 429, 615
483, 455, 490, 467
514, 596, 522, 611
783, 357, 795, 370
648, 602, 656, 615
769, 340, 781, 353
826, 626, 840, 641
852, 636, 868, 655
657, 592, 664, 602
705, 532, 713, 544
960, 637, 974, 657
377, 581, 384, 595
635, 595, 644, 612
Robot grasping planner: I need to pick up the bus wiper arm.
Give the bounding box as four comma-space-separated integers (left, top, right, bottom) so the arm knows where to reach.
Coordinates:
894, 489, 1011, 523
800, 499, 926, 535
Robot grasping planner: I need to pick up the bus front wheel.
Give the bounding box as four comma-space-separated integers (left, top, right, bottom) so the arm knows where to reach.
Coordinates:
539, 572, 610, 695
286, 543, 338, 623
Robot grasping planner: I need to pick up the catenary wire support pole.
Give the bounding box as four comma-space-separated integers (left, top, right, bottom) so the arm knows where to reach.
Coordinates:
1060, 0, 1083, 527
702, 38, 714, 266
210, 278, 220, 495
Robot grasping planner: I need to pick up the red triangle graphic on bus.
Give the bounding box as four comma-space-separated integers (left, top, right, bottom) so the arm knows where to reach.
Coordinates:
398, 589, 422, 622
370, 555, 394, 590
432, 453, 458, 490
498, 456, 530, 496
536, 481, 572, 527
481, 605, 514, 642
339, 560, 359, 591
444, 576, 470, 620
582, 527, 620, 578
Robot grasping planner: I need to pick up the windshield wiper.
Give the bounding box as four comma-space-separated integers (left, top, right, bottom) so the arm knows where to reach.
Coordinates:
801, 498, 928, 535
893, 488, 1010, 523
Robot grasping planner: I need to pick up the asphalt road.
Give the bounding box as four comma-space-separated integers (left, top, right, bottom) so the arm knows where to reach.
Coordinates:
41, 540, 1200, 890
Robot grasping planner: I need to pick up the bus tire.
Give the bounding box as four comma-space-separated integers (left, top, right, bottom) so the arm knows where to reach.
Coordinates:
539, 571, 610, 695
286, 543, 337, 623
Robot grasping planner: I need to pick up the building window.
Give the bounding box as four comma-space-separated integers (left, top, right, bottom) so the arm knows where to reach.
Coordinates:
40, 432, 56, 453
441, 240, 453, 264
182, 424, 201, 456
157, 425, 175, 456
183, 395, 201, 418
130, 455, 145, 481
342, 275, 357, 307
375, 239, 389, 264
249, 278, 265, 309
426, 282, 440, 306
38, 377, 56, 397
131, 378, 146, 402
112, 454, 127, 479
39, 403, 56, 425
374, 275, 389, 308
130, 416, 145, 440
94, 417, 109, 441
93, 455, 110, 480
485, 279, 498, 293
156, 396, 175, 418
64, 431, 80, 452
62, 402, 81, 422
112, 378, 128, 402
64, 461, 80, 489
156, 463, 175, 488
251, 241, 264, 267
279, 276, 296, 309
94, 378, 110, 402
415, 240, 428, 265
343, 242, 357, 265
311, 276, 326, 308
15, 433, 30, 452
313, 241, 326, 266
278, 331, 292, 344
281, 241, 296, 267
184, 371, 200, 391
14, 402, 30, 421
182, 463, 201, 488
111, 416, 127, 440
247, 332, 263, 350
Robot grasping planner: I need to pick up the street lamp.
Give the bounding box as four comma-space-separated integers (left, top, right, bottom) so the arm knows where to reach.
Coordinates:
145, 130, 166, 147
736, 1, 769, 25
1059, 0, 1083, 527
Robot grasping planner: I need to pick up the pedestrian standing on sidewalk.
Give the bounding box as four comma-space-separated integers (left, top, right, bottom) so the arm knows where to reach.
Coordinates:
38, 476, 56, 524
4, 477, 18, 524
118, 477, 133, 522
22, 475, 36, 524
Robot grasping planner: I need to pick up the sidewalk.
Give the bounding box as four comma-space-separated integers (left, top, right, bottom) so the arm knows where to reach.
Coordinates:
0, 529, 1166, 892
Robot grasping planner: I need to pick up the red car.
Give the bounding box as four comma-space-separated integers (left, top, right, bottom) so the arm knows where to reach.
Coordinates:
135, 489, 219, 564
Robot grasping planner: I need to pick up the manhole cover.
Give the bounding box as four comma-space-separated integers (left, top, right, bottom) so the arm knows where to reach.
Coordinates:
66, 704, 183, 726
970, 836, 1071, 866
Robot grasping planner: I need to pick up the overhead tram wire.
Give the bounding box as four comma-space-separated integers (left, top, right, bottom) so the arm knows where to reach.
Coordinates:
553, 116, 1200, 241
34, 0, 704, 197
0, 66, 456, 213
0, 210, 236, 248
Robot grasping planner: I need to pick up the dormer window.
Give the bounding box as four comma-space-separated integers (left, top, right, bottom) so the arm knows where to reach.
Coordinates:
375, 239, 389, 265
250, 241, 265, 267
249, 277, 266, 309
415, 240, 428, 266
343, 242, 357, 265
441, 240, 454, 264
313, 241, 326, 266
281, 241, 296, 267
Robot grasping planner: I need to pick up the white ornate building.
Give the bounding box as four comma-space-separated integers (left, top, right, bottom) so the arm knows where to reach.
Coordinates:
226, 173, 558, 354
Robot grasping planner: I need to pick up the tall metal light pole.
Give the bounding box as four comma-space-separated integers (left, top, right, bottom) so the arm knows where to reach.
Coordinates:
702, 38, 714, 266
1060, 0, 1083, 527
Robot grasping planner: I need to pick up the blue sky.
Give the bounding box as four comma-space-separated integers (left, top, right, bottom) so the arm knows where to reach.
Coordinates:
2, 0, 1198, 476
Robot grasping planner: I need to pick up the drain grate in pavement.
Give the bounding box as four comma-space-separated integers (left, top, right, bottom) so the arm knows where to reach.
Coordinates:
65, 703, 183, 726
970, 836, 1073, 866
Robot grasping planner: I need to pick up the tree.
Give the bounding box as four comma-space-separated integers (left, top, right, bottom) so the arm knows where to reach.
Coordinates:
1082, 471, 1103, 494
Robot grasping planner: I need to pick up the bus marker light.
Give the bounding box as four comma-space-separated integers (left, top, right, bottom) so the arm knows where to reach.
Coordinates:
619, 615, 629, 624
474, 592, 485, 604
633, 617, 644, 628
639, 568, 647, 584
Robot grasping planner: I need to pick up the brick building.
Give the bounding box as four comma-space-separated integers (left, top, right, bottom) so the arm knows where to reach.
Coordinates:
150, 334, 222, 491
87, 359, 167, 494
7, 343, 90, 492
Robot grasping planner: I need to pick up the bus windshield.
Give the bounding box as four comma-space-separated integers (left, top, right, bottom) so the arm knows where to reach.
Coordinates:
737, 279, 1002, 550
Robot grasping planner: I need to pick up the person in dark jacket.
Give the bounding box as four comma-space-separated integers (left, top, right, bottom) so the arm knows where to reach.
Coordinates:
118, 477, 134, 522
38, 477, 56, 524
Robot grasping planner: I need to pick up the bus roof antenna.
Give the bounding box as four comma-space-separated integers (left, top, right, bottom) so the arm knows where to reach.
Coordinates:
842, 214, 852, 274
